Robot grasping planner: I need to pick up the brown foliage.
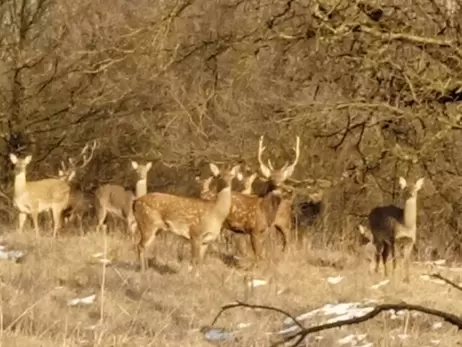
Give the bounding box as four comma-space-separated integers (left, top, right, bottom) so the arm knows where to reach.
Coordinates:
0, 0, 460, 255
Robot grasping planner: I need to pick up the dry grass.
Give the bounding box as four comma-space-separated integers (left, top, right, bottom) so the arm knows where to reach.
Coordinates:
0, 226, 460, 347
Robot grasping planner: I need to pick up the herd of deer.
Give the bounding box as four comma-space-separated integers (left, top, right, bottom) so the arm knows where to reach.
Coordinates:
8, 136, 424, 282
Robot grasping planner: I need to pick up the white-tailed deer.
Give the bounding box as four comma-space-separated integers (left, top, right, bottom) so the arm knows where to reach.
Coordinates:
10, 154, 71, 237
58, 141, 97, 234
95, 160, 152, 234
256, 135, 300, 250
367, 177, 424, 282
133, 163, 242, 271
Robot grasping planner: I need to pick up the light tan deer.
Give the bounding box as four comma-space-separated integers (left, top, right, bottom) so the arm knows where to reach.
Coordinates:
58, 141, 97, 234
133, 163, 242, 271
358, 224, 377, 273
256, 135, 300, 250
367, 177, 424, 282
95, 160, 152, 234
10, 154, 71, 237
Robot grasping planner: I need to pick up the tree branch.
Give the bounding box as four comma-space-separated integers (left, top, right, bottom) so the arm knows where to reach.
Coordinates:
209, 301, 462, 347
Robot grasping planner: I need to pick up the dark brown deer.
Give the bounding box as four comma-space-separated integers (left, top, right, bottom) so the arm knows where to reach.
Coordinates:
58, 141, 98, 234
367, 176, 424, 282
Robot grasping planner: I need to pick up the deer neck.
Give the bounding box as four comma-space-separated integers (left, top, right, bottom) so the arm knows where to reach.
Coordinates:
403, 195, 418, 229
211, 183, 232, 219
135, 179, 147, 198
13, 171, 27, 197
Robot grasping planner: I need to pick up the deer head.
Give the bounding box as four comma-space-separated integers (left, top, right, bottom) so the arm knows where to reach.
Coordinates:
59, 140, 98, 182
398, 177, 424, 200
257, 135, 300, 188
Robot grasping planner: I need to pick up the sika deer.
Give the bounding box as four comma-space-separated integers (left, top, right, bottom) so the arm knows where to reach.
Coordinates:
219, 135, 300, 261
256, 135, 300, 250
133, 163, 242, 271
10, 154, 70, 237
95, 160, 152, 234
367, 177, 424, 282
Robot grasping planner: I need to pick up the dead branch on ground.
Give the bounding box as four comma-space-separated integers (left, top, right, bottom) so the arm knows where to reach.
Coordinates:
431, 273, 462, 292
209, 300, 462, 347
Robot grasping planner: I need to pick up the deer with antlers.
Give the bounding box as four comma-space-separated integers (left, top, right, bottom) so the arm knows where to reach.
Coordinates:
215, 135, 300, 261
256, 135, 300, 251
94, 160, 152, 235
10, 153, 71, 237
366, 177, 424, 282
133, 163, 242, 271
58, 141, 98, 234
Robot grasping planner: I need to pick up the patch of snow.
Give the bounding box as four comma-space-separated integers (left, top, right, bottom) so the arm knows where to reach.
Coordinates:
326, 276, 345, 284
67, 294, 96, 306
371, 279, 389, 289
248, 279, 267, 288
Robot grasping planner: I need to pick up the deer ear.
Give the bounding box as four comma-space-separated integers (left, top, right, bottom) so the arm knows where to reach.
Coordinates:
146, 162, 152, 170
415, 177, 424, 191
209, 163, 220, 177
9, 153, 18, 164
131, 161, 139, 169
398, 177, 407, 189
24, 155, 32, 165
230, 164, 241, 177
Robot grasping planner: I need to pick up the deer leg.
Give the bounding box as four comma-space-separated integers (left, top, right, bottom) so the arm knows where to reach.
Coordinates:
31, 211, 40, 236
250, 232, 264, 262
51, 206, 63, 238
96, 205, 107, 233
18, 212, 27, 233
190, 237, 201, 269
381, 243, 391, 277
137, 243, 147, 272
274, 225, 288, 252
373, 242, 382, 274
402, 241, 413, 283
235, 234, 249, 258
390, 241, 397, 271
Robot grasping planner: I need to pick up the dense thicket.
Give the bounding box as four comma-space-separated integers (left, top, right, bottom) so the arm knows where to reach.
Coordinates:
0, 0, 461, 256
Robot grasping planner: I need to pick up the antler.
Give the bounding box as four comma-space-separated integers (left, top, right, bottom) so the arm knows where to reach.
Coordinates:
284, 135, 300, 176
67, 140, 98, 171
258, 135, 272, 178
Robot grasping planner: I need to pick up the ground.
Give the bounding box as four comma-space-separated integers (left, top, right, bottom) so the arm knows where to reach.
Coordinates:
0, 227, 460, 347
